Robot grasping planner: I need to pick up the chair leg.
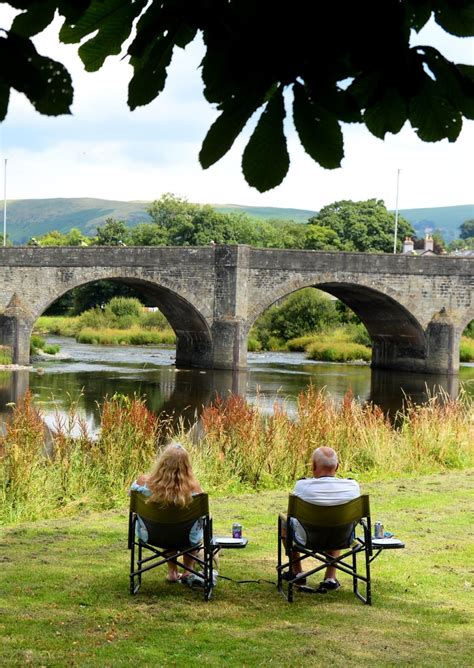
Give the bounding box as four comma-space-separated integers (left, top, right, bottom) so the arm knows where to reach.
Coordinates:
130, 539, 142, 595
365, 543, 372, 605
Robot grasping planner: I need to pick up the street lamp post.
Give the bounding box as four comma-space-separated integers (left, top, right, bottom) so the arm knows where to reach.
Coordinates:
393, 168, 401, 254
3, 158, 6, 247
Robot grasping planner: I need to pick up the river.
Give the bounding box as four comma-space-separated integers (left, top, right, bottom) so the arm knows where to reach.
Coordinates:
1, 336, 473, 434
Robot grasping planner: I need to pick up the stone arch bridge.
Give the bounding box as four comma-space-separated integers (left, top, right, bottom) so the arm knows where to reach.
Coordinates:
0, 246, 472, 375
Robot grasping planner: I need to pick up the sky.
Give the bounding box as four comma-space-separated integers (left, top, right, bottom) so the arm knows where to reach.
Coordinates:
0, 7, 473, 212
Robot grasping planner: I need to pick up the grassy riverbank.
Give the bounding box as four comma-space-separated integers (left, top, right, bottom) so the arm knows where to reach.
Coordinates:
1, 388, 472, 524
0, 470, 473, 666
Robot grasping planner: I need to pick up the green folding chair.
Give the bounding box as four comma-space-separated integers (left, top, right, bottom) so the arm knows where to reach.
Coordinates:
277, 494, 373, 604
128, 491, 220, 601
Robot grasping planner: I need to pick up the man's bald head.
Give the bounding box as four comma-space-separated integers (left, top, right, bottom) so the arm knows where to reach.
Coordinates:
312, 446, 338, 475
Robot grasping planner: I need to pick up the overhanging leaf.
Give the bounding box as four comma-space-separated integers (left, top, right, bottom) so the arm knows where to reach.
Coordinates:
199, 95, 265, 169
0, 81, 10, 121
420, 47, 474, 119
128, 36, 174, 109
242, 89, 289, 192
409, 79, 462, 141
292, 82, 343, 169
0, 33, 73, 116
435, 3, 474, 37
364, 87, 407, 138
11, 0, 57, 37
60, 0, 147, 71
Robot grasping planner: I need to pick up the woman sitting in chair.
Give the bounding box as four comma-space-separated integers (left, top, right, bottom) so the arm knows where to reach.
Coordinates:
130, 441, 203, 583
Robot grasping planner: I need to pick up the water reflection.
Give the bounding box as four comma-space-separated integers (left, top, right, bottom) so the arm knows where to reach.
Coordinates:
0, 337, 473, 434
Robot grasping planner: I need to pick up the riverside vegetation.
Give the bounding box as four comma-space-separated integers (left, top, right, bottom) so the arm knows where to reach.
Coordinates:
1, 387, 472, 525
35, 292, 474, 363
1, 390, 473, 665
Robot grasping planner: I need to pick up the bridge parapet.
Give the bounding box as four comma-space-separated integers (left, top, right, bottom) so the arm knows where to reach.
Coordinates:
0, 246, 472, 374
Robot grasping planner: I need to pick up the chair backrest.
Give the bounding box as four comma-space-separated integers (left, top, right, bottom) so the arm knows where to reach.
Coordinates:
129, 491, 210, 548
288, 494, 370, 550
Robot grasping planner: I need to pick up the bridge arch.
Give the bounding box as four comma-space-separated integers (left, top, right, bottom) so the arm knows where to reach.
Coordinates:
24, 276, 213, 369
245, 280, 428, 372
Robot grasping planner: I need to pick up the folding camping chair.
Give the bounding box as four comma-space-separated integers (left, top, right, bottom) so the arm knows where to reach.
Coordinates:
277, 494, 374, 604
128, 491, 220, 601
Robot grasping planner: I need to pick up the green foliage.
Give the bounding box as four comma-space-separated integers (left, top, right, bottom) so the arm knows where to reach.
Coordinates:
287, 325, 372, 360
460, 219, 474, 240
30, 334, 45, 352
43, 344, 60, 355
105, 296, 142, 319
71, 280, 148, 314
2, 2, 472, 191
251, 289, 340, 348
463, 321, 474, 338
0, 345, 12, 364
308, 199, 414, 253
306, 340, 372, 363
95, 217, 129, 246
460, 336, 474, 362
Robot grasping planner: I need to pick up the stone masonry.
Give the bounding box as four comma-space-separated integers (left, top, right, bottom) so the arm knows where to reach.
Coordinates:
0, 246, 472, 374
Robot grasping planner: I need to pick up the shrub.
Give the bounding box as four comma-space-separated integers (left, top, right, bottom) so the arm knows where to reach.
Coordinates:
460, 336, 474, 362
306, 340, 372, 362
30, 335, 45, 352
105, 297, 143, 319
140, 310, 169, 329
247, 336, 262, 352
0, 346, 12, 364
43, 344, 60, 355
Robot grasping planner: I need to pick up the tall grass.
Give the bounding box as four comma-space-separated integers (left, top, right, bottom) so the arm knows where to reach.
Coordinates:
287, 326, 372, 362
191, 387, 472, 490
1, 387, 472, 524
460, 335, 474, 362
76, 326, 176, 345
0, 392, 174, 523
0, 345, 12, 364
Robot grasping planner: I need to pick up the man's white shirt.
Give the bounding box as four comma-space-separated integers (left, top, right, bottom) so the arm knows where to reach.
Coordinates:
291, 476, 360, 544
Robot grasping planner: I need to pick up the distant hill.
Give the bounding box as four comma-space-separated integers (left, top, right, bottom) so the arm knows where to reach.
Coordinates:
4, 198, 150, 244
3, 197, 473, 244
398, 204, 474, 242
214, 204, 316, 223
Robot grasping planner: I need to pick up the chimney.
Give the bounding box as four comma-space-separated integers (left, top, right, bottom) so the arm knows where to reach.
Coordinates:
424, 235, 434, 252
403, 236, 414, 254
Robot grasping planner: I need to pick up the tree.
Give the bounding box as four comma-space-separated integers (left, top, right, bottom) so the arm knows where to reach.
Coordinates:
94, 218, 130, 246
308, 199, 414, 253
253, 288, 340, 345
1, 1, 472, 192
460, 219, 474, 240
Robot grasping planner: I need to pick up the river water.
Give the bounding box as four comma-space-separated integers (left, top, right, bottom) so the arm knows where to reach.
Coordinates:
1, 336, 473, 434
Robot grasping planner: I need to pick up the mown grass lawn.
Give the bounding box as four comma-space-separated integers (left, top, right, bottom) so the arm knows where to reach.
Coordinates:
1, 471, 473, 667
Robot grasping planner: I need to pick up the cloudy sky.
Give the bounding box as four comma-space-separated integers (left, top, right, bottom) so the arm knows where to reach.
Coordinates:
0, 7, 473, 212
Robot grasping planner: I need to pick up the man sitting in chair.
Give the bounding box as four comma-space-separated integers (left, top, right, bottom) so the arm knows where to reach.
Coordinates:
286, 445, 360, 592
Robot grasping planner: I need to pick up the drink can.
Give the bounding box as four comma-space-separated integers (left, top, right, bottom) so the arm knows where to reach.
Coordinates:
232, 523, 242, 539
374, 521, 384, 538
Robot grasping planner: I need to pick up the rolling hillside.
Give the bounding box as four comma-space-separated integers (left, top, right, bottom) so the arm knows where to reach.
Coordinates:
3, 197, 473, 244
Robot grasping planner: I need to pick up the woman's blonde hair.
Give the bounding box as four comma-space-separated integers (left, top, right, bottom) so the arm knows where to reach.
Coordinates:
146, 441, 201, 507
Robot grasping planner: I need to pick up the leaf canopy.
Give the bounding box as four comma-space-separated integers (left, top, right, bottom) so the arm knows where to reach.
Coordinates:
1, 0, 473, 191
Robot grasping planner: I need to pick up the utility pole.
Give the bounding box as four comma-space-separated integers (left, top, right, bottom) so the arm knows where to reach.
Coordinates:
393, 168, 401, 254
2, 158, 7, 247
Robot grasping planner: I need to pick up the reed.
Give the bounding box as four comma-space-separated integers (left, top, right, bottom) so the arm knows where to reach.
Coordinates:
0, 387, 472, 523
76, 326, 176, 345
0, 345, 12, 364
460, 335, 474, 362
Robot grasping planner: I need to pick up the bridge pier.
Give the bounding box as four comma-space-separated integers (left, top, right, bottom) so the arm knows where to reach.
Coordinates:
211, 319, 248, 370
371, 309, 459, 375
0, 293, 33, 366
